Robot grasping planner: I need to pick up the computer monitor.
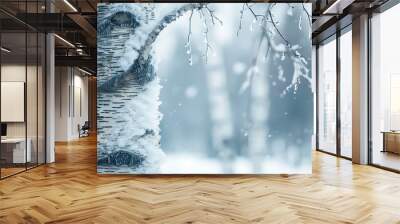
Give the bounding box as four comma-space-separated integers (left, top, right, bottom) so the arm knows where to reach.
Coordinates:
1, 123, 7, 137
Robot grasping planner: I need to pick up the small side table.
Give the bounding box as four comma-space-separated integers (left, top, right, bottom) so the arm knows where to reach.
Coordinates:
381, 131, 400, 154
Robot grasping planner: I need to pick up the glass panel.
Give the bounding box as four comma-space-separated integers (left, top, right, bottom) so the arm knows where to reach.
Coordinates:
26, 0, 40, 169
38, 32, 45, 165
0, 0, 46, 178
371, 5, 400, 171
1, 31, 27, 177
318, 37, 337, 154
27, 31, 38, 169
340, 29, 352, 158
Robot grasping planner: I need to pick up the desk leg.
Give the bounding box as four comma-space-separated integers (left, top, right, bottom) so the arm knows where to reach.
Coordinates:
382, 133, 386, 153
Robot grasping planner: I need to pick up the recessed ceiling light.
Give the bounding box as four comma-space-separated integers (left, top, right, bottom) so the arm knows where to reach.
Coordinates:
1, 47, 11, 53
322, 0, 354, 15
54, 34, 75, 48
63, 0, 78, 12
78, 67, 93, 76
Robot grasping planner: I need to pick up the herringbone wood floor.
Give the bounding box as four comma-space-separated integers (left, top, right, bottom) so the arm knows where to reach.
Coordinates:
1, 136, 400, 224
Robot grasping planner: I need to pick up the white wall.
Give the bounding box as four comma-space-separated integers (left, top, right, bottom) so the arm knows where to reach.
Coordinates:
1, 63, 46, 164
1, 82, 25, 122
55, 67, 89, 141
71, 73, 89, 138
1, 65, 40, 137
1, 65, 26, 140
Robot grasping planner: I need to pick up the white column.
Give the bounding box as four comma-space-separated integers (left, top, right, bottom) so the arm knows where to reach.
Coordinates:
46, 33, 55, 163
352, 14, 369, 164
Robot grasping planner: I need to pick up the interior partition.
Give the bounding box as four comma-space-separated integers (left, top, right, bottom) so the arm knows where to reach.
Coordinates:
0, 35, 27, 176
0, 1, 47, 179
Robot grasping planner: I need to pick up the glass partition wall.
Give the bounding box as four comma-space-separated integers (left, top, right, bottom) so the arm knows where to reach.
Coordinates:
0, 1, 46, 179
316, 1, 400, 172
0, 31, 27, 177
316, 26, 352, 159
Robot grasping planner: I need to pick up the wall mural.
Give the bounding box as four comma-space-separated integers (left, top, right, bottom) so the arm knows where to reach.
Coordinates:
97, 3, 313, 174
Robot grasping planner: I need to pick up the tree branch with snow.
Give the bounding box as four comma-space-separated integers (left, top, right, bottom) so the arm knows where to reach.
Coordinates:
238, 3, 312, 95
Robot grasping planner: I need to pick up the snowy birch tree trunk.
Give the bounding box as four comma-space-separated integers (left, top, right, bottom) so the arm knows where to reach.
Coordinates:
97, 3, 204, 173
97, 5, 162, 173
248, 38, 269, 173
205, 53, 235, 173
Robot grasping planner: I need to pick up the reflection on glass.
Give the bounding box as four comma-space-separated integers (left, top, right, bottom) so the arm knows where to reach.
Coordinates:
38, 33, 46, 165
27, 31, 38, 169
340, 29, 352, 158
0, 0, 47, 179
318, 37, 337, 154
1, 32, 27, 177
371, 4, 400, 171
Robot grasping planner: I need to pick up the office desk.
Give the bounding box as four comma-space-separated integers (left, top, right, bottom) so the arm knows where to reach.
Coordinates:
382, 131, 400, 154
1, 138, 31, 163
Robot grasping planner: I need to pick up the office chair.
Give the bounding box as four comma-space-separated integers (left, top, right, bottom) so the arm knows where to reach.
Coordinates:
79, 121, 90, 138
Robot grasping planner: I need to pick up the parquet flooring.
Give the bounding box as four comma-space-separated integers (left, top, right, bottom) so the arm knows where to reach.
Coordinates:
0, 167, 26, 178
1, 135, 400, 223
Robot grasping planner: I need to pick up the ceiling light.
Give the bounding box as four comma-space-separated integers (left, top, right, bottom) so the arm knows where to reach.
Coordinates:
322, 0, 354, 15
1, 47, 11, 53
323, 0, 341, 14
63, 0, 78, 12
54, 34, 75, 48
78, 67, 93, 76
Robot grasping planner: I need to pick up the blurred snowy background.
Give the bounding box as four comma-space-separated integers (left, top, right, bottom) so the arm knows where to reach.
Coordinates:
151, 3, 313, 173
